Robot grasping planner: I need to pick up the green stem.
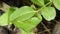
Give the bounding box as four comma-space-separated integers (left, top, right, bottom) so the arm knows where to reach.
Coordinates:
37, 1, 52, 12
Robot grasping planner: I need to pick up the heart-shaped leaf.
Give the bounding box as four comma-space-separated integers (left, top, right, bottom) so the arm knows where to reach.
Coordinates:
52, 0, 60, 10
10, 6, 36, 21
41, 7, 56, 21
31, 0, 44, 6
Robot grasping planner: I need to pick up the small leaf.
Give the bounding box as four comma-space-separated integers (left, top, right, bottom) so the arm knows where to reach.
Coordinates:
0, 13, 8, 26
52, 0, 60, 10
10, 6, 36, 21
41, 7, 56, 21
31, 0, 44, 6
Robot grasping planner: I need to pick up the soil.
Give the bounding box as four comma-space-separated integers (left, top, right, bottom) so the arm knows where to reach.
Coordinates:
0, 0, 60, 34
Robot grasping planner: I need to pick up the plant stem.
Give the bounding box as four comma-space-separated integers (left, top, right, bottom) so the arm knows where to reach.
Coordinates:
37, 1, 53, 12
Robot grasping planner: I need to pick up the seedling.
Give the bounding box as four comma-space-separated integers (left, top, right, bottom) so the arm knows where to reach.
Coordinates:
0, 0, 60, 34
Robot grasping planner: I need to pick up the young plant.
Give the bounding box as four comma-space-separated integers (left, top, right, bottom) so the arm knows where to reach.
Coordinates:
0, 0, 60, 34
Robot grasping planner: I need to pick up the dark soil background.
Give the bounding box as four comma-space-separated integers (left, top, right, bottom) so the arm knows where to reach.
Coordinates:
0, 0, 60, 34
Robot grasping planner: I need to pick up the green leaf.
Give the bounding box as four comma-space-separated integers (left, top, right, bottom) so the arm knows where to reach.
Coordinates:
14, 14, 42, 32
41, 7, 56, 21
31, 0, 44, 6
0, 13, 8, 26
52, 0, 60, 10
10, 6, 36, 21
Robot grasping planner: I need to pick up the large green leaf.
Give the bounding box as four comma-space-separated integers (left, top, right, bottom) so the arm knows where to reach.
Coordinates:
41, 7, 56, 21
31, 0, 44, 6
14, 14, 42, 32
52, 0, 60, 10
10, 6, 36, 21
0, 13, 8, 26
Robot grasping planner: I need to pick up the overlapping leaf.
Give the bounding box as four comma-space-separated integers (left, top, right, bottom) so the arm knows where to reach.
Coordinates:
14, 14, 42, 32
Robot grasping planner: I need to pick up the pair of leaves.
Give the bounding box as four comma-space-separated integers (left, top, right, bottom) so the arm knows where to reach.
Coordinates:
14, 14, 42, 32
52, 0, 60, 10
31, 0, 56, 21
41, 7, 56, 21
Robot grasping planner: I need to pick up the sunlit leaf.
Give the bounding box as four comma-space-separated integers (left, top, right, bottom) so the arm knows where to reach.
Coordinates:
41, 7, 56, 21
